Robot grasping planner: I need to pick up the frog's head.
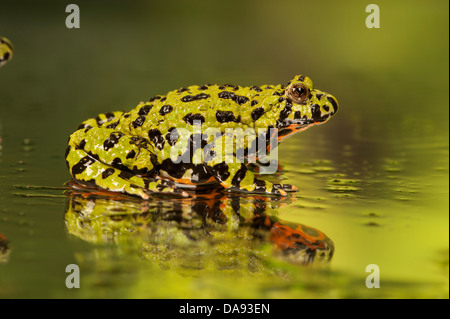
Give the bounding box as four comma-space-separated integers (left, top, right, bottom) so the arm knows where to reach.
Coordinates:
275, 75, 338, 133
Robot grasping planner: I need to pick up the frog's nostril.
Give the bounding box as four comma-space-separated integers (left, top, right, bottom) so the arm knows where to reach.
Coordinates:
326, 95, 339, 114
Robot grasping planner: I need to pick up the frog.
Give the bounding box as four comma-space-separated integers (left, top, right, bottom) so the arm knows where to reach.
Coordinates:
65, 75, 338, 199
0, 37, 13, 67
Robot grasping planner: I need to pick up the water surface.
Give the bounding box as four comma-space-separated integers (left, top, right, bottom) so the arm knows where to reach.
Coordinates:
0, 0, 448, 298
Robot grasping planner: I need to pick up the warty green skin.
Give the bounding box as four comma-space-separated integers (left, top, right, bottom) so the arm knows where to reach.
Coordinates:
65, 75, 338, 199
0, 37, 13, 67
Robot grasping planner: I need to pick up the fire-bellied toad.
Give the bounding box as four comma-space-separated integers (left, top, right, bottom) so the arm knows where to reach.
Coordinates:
65, 75, 338, 199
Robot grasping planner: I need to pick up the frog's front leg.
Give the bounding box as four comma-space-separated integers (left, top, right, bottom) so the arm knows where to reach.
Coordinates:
66, 127, 188, 199
208, 161, 296, 196
204, 139, 296, 195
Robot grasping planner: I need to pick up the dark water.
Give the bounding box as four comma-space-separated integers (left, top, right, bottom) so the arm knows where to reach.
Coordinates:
0, 0, 448, 298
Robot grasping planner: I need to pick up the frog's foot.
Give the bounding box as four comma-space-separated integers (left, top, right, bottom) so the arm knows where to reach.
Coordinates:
65, 145, 188, 199
273, 183, 297, 192
142, 178, 189, 199
208, 162, 297, 196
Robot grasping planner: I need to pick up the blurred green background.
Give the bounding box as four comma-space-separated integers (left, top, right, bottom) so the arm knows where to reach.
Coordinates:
0, 0, 448, 298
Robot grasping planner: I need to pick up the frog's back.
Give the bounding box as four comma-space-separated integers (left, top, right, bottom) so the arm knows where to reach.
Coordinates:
117, 82, 290, 136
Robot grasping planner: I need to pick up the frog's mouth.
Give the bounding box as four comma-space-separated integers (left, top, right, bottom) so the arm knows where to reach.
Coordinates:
311, 94, 339, 124
278, 93, 338, 128
276, 93, 338, 141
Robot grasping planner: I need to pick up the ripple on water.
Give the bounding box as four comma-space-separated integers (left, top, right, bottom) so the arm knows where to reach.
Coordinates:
326, 185, 360, 193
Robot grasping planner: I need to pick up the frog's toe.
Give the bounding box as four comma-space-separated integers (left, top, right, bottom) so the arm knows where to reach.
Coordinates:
273, 183, 298, 192
272, 188, 288, 196
137, 192, 150, 200
176, 189, 190, 198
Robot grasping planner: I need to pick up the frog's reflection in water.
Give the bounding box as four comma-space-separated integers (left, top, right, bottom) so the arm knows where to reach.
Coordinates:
64, 183, 334, 270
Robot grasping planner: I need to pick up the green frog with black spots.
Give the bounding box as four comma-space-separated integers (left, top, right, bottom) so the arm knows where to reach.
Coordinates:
66, 75, 338, 199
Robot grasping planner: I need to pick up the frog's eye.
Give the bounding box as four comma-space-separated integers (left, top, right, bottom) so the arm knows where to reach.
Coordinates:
287, 83, 309, 104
